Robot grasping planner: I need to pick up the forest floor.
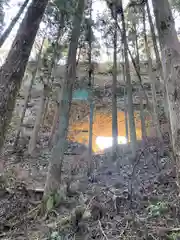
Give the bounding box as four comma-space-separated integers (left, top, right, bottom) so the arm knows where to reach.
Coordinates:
0, 136, 180, 240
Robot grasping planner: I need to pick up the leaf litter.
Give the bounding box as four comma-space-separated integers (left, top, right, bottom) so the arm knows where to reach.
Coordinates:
0, 137, 180, 240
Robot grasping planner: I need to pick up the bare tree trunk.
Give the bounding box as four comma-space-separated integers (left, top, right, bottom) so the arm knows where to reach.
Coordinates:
0, 0, 30, 48
44, 0, 85, 198
28, 83, 49, 155
109, 6, 152, 115
87, 1, 94, 176
124, 87, 129, 142
139, 88, 147, 138
0, 0, 48, 153
122, 59, 129, 142
143, 7, 162, 140
146, 0, 161, 73
48, 92, 61, 147
146, 1, 170, 127
151, 0, 180, 186
134, 23, 146, 139
28, 20, 65, 155
48, 86, 63, 147
121, 3, 137, 157
48, 103, 59, 146
42, 17, 65, 125
112, 9, 118, 161
88, 99, 94, 175
13, 33, 46, 149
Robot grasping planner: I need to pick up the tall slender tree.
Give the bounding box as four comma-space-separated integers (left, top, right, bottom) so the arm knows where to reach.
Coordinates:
146, 0, 170, 129
0, 0, 48, 153
146, 0, 161, 72
87, 0, 94, 176
143, 5, 162, 140
13, 31, 47, 150
132, 18, 147, 139
28, 17, 65, 155
44, 0, 85, 198
151, 0, 180, 186
112, 3, 118, 161
120, 1, 137, 156
122, 62, 129, 142
139, 88, 147, 138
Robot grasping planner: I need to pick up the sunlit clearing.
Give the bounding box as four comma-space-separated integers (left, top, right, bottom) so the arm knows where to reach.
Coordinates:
96, 136, 127, 150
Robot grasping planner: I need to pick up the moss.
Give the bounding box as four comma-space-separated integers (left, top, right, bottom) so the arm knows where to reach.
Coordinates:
167, 232, 180, 240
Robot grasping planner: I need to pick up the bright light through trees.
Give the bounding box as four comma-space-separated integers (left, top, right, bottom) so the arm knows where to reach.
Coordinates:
96, 136, 127, 150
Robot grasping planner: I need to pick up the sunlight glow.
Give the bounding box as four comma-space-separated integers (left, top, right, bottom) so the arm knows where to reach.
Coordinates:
96, 136, 127, 150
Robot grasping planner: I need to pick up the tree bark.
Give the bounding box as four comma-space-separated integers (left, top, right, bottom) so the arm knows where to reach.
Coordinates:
88, 99, 94, 175
0, 0, 48, 153
0, 0, 30, 48
121, 56, 129, 142
146, 1, 170, 127
13, 33, 46, 150
139, 88, 147, 138
44, 0, 85, 197
42, 18, 65, 126
152, 0, 180, 186
124, 87, 129, 142
112, 9, 118, 161
143, 6, 162, 140
146, 1, 161, 72
110, 6, 152, 115
121, 3, 137, 157
134, 22, 146, 139
48, 101, 60, 147
29, 19, 65, 154
87, 0, 94, 176
28, 83, 49, 155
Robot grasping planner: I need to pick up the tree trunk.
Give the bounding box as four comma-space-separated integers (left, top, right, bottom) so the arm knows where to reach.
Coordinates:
44, 0, 85, 198
143, 6, 162, 140
0, 0, 48, 153
87, 0, 94, 176
146, 1, 161, 73
124, 87, 129, 142
134, 22, 146, 139
28, 83, 49, 155
29, 20, 65, 155
112, 10, 118, 161
42, 18, 65, 125
13, 33, 46, 150
146, 1, 170, 127
0, 0, 30, 48
139, 88, 147, 138
121, 3, 137, 157
121, 57, 129, 142
151, 0, 180, 186
48, 102, 60, 146
48, 86, 62, 147
88, 100, 94, 175
109, 4, 152, 116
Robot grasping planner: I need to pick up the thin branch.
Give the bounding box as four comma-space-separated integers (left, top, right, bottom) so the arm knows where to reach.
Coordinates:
98, 220, 108, 240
